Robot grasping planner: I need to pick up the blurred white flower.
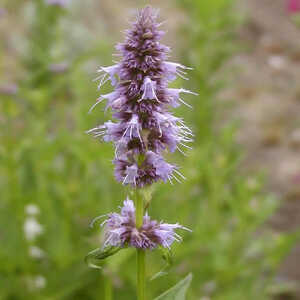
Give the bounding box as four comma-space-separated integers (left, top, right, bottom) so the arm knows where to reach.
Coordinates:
35, 275, 46, 289
203, 280, 217, 294
24, 217, 43, 241
25, 204, 40, 216
27, 275, 47, 290
29, 246, 45, 259
267, 55, 286, 70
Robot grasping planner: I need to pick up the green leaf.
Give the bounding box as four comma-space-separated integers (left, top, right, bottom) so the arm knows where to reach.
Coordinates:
84, 246, 122, 270
154, 273, 193, 300
107, 248, 133, 273
150, 247, 173, 281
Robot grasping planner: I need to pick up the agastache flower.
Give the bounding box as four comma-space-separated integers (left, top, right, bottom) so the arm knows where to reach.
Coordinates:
97, 199, 190, 250
87, 6, 196, 187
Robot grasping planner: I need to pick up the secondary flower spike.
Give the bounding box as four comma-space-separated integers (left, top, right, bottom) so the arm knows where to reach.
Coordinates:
96, 199, 190, 250
87, 6, 197, 187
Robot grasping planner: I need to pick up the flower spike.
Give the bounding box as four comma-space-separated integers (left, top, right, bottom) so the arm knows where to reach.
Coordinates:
99, 199, 190, 250
87, 6, 196, 188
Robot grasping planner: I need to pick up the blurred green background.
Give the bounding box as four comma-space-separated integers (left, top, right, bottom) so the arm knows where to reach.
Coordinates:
0, 0, 298, 299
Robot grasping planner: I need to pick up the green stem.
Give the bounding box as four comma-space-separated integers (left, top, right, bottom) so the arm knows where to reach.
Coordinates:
137, 249, 146, 300
135, 189, 146, 300
104, 276, 113, 300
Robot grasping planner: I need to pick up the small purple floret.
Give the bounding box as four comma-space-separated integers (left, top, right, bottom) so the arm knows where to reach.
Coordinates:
45, 0, 67, 7
49, 62, 69, 73
0, 8, 7, 18
100, 199, 190, 249
87, 6, 196, 187
0, 83, 18, 96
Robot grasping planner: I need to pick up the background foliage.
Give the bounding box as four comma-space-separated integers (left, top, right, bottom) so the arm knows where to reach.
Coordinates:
0, 0, 296, 299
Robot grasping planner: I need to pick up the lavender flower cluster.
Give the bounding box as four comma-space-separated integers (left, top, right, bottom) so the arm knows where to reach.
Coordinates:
88, 6, 196, 188
99, 199, 190, 250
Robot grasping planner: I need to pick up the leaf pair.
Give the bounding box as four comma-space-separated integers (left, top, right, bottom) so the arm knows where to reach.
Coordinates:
150, 246, 173, 280
84, 246, 122, 270
85, 245, 173, 279
85, 246, 192, 299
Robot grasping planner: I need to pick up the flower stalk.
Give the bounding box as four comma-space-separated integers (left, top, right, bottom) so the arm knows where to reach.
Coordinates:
137, 249, 146, 300
135, 189, 146, 300
104, 276, 113, 300
86, 6, 195, 299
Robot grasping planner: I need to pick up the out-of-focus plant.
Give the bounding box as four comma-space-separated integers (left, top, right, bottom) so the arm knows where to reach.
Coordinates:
169, 0, 298, 299
287, 0, 300, 26
0, 1, 117, 299
23, 0, 65, 88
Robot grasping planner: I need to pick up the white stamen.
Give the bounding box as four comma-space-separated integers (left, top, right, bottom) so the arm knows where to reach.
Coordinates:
94, 132, 106, 138
93, 74, 105, 82
136, 127, 143, 144
86, 126, 100, 134
115, 144, 119, 158
177, 146, 187, 156
168, 175, 174, 185
129, 125, 133, 139
181, 88, 198, 96
178, 97, 193, 108
173, 232, 183, 241
100, 219, 108, 227
179, 142, 192, 150
122, 174, 129, 185
88, 98, 105, 114
158, 122, 163, 137
181, 226, 193, 232
176, 71, 189, 80
178, 135, 193, 142
89, 215, 106, 228
173, 169, 186, 180
171, 174, 182, 184
97, 76, 110, 90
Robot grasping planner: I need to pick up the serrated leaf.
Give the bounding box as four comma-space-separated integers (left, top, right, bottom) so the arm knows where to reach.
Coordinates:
84, 246, 122, 270
150, 247, 173, 281
154, 273, 193, 300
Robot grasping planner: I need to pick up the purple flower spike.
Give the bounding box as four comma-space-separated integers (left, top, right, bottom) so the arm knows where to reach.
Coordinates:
87, 6, 197, 187
101, 199, 190, 249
